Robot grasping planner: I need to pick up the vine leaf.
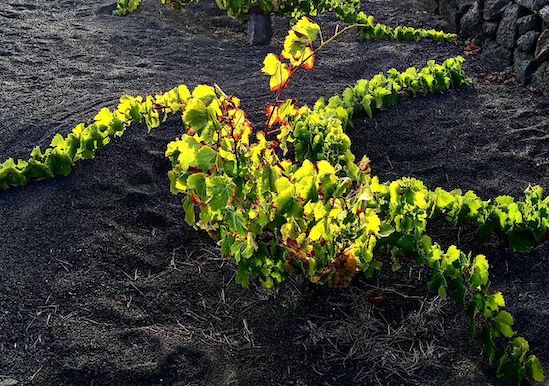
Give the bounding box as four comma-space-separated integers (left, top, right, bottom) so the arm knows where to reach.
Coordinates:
208, 175, 236, 211
262, 54, 291, 92
527, 356, 545, 382
196, 146, 217, 172
493, 311, 515, 338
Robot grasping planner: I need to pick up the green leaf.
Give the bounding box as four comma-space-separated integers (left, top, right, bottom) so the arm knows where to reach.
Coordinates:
361, 95, 374, 118
260, 165, 275, 193
526, 355, 545, 382
242, 232, 257, 258
507, 203, 523, 223
497, 337, 531, 382
480, 326, 495, 365
208, 175, 236, 211
45, 152, 72, 177
24, 159, 53, 180
183, 99, 210, 131
274, 177, 297, 213
191, 85, 216, 105
292, 17, 320, 43
293, 159, 315, 181
196, 146, 217, 172
493, 311, 515, 338
309, 220, 327, 241
436, 188, 454, 209
483, 292, 505, 318
438, 285, 447, 298
295, 175, 315, 200
226, 209, 247, 236
319, 174, 337, 197
378, 223, 395, 238
175, 135, 201, 171
186, 173, 207, 200
182, 196, 195, 226
262, 54, 291, 92
50, 133, 67, 150
220, 232, 235, 257
495, 195, 514, 205
316, 160, 335, 177
470, 254, 489, 288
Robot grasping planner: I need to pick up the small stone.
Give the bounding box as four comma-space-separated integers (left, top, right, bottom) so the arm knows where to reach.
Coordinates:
0, 379, 19, 386
483, 21, 500, 36
247, 9, 273, 46
535, 29, 549, 61
496, 4, 521, 48
517, 15, 541, 35
517, 30, 540, 51
461, 1, 483, 35
482, 39, 513, 70
483, 0, 511, 20
540, 5, 549, 23
514, 49, 538, 82
515, 0, 548, 12
531, 61, 549, 94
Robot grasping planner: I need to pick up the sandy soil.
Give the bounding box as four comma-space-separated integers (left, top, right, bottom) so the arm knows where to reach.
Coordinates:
1, 0, 548, 385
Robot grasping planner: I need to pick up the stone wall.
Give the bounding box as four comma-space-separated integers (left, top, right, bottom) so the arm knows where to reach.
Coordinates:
437, 0, 549, 94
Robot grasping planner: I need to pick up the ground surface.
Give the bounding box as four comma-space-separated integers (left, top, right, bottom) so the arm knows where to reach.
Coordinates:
1, 0, 549, 385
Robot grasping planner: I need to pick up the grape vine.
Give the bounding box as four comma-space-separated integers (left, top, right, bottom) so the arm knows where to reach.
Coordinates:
1, 17, 546, 384
162, 19, 546, 384
114, 0, 457, 44
0, 88, 190, 190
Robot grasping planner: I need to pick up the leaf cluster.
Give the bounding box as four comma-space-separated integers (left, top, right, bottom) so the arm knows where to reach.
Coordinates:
0, 86, 192, 190
347, 11, 457, 43
366, 177, 545, 383
433, 186, 549, 252
162, 79, 545, 380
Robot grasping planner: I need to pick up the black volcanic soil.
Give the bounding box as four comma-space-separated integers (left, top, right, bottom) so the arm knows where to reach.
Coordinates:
1, 0, 549, 385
